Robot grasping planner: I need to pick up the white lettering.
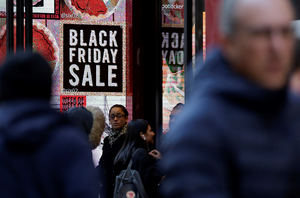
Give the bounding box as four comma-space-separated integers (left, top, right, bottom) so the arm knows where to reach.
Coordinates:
99, 31, 107, 47
180, 33, 184, 49
108, 65, 118, 87
69, 64, 79, 86
110, 49, 118, 64
78, 48, 86, 63
162, 32, 169, 48
80, 30, 87, 46
169, 50, 175, 65
177, 51, 184, 65
69, 48, 76, 62
82, 64, 93, 86
162, 50, 168, 59
89, 30, 98, 46
102, 49, 110, 63
171, 33, 179, 48
96, 65, 105, 86
109, 30, 118, 47
69, 29, 78, 46
88, 48, 92, 63
94, 48, 101, 63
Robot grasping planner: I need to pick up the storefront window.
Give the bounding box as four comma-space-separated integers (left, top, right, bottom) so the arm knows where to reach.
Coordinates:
0, 0, 132, 121
161, 0, 185, 132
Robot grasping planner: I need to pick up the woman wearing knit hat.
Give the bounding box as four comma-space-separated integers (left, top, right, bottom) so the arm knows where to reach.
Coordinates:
65, 106, 105, 150
0, 52, 99, 198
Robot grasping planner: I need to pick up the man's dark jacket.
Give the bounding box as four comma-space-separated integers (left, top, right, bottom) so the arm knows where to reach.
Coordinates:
161, 50, 300, 198
0, 100, 99, 198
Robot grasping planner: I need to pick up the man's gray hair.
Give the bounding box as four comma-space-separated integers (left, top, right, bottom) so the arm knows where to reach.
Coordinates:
219, 0, 294, 36
219, 0, 239, 36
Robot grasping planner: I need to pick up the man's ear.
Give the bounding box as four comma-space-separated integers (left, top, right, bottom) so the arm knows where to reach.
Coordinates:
220, 34, 236, 61
220, 34, 232, 54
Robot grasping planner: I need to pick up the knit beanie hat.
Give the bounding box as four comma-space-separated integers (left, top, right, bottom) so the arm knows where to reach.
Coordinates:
65, 106, 94, 136
0, 52, 52, 101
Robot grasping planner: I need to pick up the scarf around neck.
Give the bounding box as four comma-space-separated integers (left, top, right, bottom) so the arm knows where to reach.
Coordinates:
107, 124, 127, 146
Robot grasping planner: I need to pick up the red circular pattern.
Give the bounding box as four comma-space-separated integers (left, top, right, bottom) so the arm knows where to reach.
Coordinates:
71, 0, 108, 17
0, 23, 57, 70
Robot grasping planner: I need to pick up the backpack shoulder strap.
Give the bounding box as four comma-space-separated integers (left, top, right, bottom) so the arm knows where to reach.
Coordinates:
127, 148, 143, 170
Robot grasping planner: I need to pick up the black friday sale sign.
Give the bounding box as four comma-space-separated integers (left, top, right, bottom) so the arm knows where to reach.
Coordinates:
61, 21, 126, 95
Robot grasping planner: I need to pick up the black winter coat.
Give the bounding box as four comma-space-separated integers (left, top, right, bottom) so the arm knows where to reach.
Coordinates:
114, 148, 164, 198
161, 49, 300, 198
0, 99, 98, 198
98, 134, 126, 198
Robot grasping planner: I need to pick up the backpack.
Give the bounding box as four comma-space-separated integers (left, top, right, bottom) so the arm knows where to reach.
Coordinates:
113, 151, 148, 198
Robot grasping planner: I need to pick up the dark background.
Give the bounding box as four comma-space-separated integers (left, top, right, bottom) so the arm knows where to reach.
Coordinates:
292, 0, 300, 19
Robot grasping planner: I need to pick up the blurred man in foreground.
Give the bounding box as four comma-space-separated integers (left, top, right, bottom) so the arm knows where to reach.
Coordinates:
161, 0, 300, 197
0, 52, 98, 198
290, 39, 300, 94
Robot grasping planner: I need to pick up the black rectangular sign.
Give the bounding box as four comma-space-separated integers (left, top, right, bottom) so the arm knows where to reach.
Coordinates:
162, 27, 184, 73
63, 24, 123, 93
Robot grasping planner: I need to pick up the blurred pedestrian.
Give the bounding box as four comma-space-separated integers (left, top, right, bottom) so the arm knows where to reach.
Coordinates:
65, 106, 105, 154
290, 39, 300, 94
161, 0, 300, 197
161, 103, 184, 154
64, 106, 94, 145
65, 106, 106, 197
168, 103, 184, 130
0, 52, 98, 198
163, 103, 184, 134
86, 106, 106, 150
98, 104, 128, 198
114, 119, 164, 198
86, 106, 106, 164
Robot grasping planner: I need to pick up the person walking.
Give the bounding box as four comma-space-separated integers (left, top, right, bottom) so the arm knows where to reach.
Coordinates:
114, 119, 164, 198
0, 52, 98, 198
161, 0, 300, 197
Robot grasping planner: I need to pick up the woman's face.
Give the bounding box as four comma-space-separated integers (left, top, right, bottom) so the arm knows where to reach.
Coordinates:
109, 107, 128, 130
143, 125, 155, 144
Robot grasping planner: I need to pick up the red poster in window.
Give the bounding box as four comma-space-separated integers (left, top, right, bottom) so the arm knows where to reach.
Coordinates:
62, 0, 122, 20
0, 0, 60, 19
0, 21, 59, 69
60, 95, 86, 112
205, 0, 221, 48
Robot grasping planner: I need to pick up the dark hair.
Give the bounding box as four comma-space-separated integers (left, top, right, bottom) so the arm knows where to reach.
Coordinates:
64, 107, 93, 136
0, 52, 52, 101
114, 119, 149, 166
172, 103, 184, 112
109, 104, 129, 117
